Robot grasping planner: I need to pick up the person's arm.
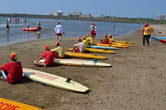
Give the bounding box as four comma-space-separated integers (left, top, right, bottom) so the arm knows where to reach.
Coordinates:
142, 28, 144, 36
33, 56, 43, 63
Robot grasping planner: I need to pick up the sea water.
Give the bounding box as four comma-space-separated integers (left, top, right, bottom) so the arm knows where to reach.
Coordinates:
0, 17, 142, 46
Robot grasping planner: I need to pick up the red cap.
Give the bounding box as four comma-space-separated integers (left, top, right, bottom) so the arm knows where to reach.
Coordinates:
57, 22, 60, 24
82, 36, 86, 40
45, 45, 50, 50
104, 34, 107, 38
77, 38, 82, 42
10, 52, 18, 60
86, 34, 89, 37
144, 24, 149, 27
56, 42, 60, 46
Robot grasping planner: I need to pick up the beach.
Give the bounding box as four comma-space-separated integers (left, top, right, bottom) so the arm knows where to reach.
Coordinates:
0, 25, 166, 110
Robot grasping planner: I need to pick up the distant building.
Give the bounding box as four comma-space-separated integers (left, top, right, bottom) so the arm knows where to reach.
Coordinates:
68, 12, 82, 17
156, 14, 166, 20
100, 13, 107, 18
79, 14, 91, 18
52, 10, 64, 16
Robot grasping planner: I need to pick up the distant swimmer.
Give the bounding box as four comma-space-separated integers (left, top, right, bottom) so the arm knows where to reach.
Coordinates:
55, 22, 64, 42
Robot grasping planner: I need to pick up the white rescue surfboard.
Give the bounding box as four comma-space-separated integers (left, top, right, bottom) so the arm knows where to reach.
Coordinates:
39, 59, 112, 67
23, 68, 89, 93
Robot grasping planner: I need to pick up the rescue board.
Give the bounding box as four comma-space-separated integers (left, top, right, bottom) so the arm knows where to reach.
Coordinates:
64, 52, 107, 60
88, 45, 119, 50
0, 98, 41, 110
39, 59, 112, 67
66, 48, 116, 54
23, 68, 89, 93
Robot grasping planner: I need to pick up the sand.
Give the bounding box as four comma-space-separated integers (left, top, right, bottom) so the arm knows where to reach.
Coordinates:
0, 25, 166, 110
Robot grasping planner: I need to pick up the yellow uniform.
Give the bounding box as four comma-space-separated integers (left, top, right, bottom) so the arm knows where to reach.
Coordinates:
83, 39, 88, 48
52, 46, 65, 58
86, 37, 94, 45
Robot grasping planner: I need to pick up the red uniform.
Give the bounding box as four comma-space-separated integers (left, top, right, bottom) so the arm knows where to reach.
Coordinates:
0, 61, 23, 84
41, 50, 55, 65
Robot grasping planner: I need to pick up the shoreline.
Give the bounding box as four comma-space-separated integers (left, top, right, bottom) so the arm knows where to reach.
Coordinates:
0, 13, 165, 24
0, 26, 166, 110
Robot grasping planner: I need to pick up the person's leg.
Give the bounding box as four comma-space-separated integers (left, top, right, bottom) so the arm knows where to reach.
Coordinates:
59, 35, 62, 42
143, 36, 146, 46
1, 71, 7, 80
146, 35, 150, 46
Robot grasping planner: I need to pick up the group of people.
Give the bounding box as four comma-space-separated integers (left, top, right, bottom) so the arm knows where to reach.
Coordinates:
0, 21, 153, 84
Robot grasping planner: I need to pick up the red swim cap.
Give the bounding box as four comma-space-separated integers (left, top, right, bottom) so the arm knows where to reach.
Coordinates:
57, 22, 60, 24
45, 45, 50, 50
10, 52, 18, 60
56, 42, 60, 46
77, 38, 82, 42
144, 24, 149, 27
104, 34, 107, 38
82, 36, 86, 40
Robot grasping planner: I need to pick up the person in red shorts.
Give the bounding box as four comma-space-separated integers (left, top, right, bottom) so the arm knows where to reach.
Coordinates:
33, 45, 55, 67
55, 22, 64, 42
0, 52, 23, 84
90, 22, 96, 38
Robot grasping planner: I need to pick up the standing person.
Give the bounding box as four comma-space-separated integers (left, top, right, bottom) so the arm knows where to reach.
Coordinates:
90, 22, 96, 38
0, 52, 23, 84
52, 42, 65, 58
37, 21, 41, 28
142, 24, 151, 46
33, 45, 55, 67
6, 21, 10, 33
24, 18, 27, 24
71, 38, 85, 53
55, 22, 64, 42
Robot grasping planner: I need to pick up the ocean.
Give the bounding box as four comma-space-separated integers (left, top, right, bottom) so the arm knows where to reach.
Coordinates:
0, 17, 142, 46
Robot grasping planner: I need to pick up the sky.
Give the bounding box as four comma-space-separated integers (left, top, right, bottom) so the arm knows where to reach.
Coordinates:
0, 0, 165, 19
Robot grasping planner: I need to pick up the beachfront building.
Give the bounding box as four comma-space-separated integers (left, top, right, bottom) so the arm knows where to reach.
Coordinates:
52, 10, 64, 16
156, 14, 166, 20
68, 12, 82, 17
79, 14, 91, 18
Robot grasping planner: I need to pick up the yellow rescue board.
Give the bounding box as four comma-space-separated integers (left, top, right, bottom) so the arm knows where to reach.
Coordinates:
111, 40, 134, 44
65, 52, 107, 60
67, 48, 116, 54
96, 43, 129, 48
0, 98, 41, 110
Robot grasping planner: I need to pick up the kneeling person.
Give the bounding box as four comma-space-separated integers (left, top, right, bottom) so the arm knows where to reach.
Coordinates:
33, 45, 55, 67
71, 38, 85, 53
52, 42, 65, 58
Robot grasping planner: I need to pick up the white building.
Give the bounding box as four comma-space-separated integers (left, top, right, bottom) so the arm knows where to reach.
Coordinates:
52, 10, 64, 16
68, 12, 82, 17
156, 14, 166, 20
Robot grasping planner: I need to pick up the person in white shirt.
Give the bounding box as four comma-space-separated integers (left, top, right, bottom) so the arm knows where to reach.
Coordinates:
71, 38, 85, 53
55, 22, 64, 42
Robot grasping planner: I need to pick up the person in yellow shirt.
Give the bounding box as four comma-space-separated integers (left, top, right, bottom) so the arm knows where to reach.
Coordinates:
52, 42, 65, 58
142, 24, 151, 46
108, 34, 115, 42
86, 34, 94, 45
82, 36, 88, 48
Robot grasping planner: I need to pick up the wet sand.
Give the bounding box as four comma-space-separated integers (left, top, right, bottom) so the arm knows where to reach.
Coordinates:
0, 25, 166, 110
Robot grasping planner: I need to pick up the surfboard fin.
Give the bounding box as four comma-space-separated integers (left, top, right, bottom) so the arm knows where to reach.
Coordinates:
94, 59, 98, 64
66, 78, 72, 83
